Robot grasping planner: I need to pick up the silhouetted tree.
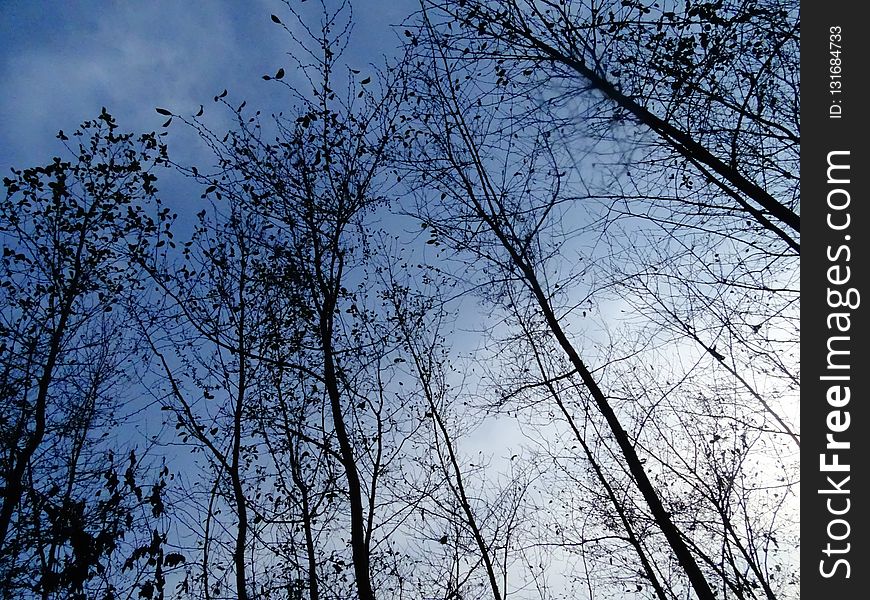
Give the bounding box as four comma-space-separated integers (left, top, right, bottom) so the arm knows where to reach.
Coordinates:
420, 0, 799, 248
398, 10, 799, 595
0, 111, 176, 599
1, 1, 800, 598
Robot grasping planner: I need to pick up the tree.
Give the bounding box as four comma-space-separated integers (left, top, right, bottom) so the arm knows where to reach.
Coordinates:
398, 10, 798, 595
420, 0, 799, 249
1, 2, 801, 598
141, 201, 267, 600
145, 4, 420, 599
384, 275, 505, 600
0, 111, 176, 599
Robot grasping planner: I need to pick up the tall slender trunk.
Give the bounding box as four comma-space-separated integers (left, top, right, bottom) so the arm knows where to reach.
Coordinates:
397, 314, 503, 600
494, 23, 800, 237
506, 243, 716, 600
320, 316, 375, 600
231, 249, 250, 600
434, 63, 718, 595
289, 440, 320, 600
518, 316, 671, 600
299, 483, 320, 600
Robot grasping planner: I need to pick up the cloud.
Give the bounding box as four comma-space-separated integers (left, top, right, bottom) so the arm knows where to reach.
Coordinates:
0, 1, 286, 170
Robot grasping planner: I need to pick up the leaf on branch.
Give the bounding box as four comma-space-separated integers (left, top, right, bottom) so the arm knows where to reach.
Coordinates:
155, 108, 172, 116
164, 553, 186, 568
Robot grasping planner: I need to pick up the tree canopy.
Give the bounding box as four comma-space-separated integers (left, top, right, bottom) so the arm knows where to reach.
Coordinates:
1, 1, 799, 599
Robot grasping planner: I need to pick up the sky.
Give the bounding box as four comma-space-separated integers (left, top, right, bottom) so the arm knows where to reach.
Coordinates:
0, 0, 736, 456
0, 3, 800, 596
0, 0, 525, 475
0, 0, 416, 184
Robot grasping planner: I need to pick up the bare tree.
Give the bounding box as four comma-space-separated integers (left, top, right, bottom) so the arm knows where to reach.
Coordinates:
0, 111, 177, 599
419, 0, 799, 248
397, 16, 785, 596
145, 3, 418, 598
0, 2, 802, 599
141, 200, 272, 600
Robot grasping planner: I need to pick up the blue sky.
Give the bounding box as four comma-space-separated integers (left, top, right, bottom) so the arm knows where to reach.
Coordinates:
0, 0, 432, 474
0, 4, 800, 596
0, 0, 415, 179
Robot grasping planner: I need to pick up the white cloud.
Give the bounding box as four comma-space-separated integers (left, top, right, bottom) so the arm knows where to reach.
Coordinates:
0, 1, 287, 169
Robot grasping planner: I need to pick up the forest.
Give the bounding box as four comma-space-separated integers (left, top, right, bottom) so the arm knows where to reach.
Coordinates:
0, 0, 799, 598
